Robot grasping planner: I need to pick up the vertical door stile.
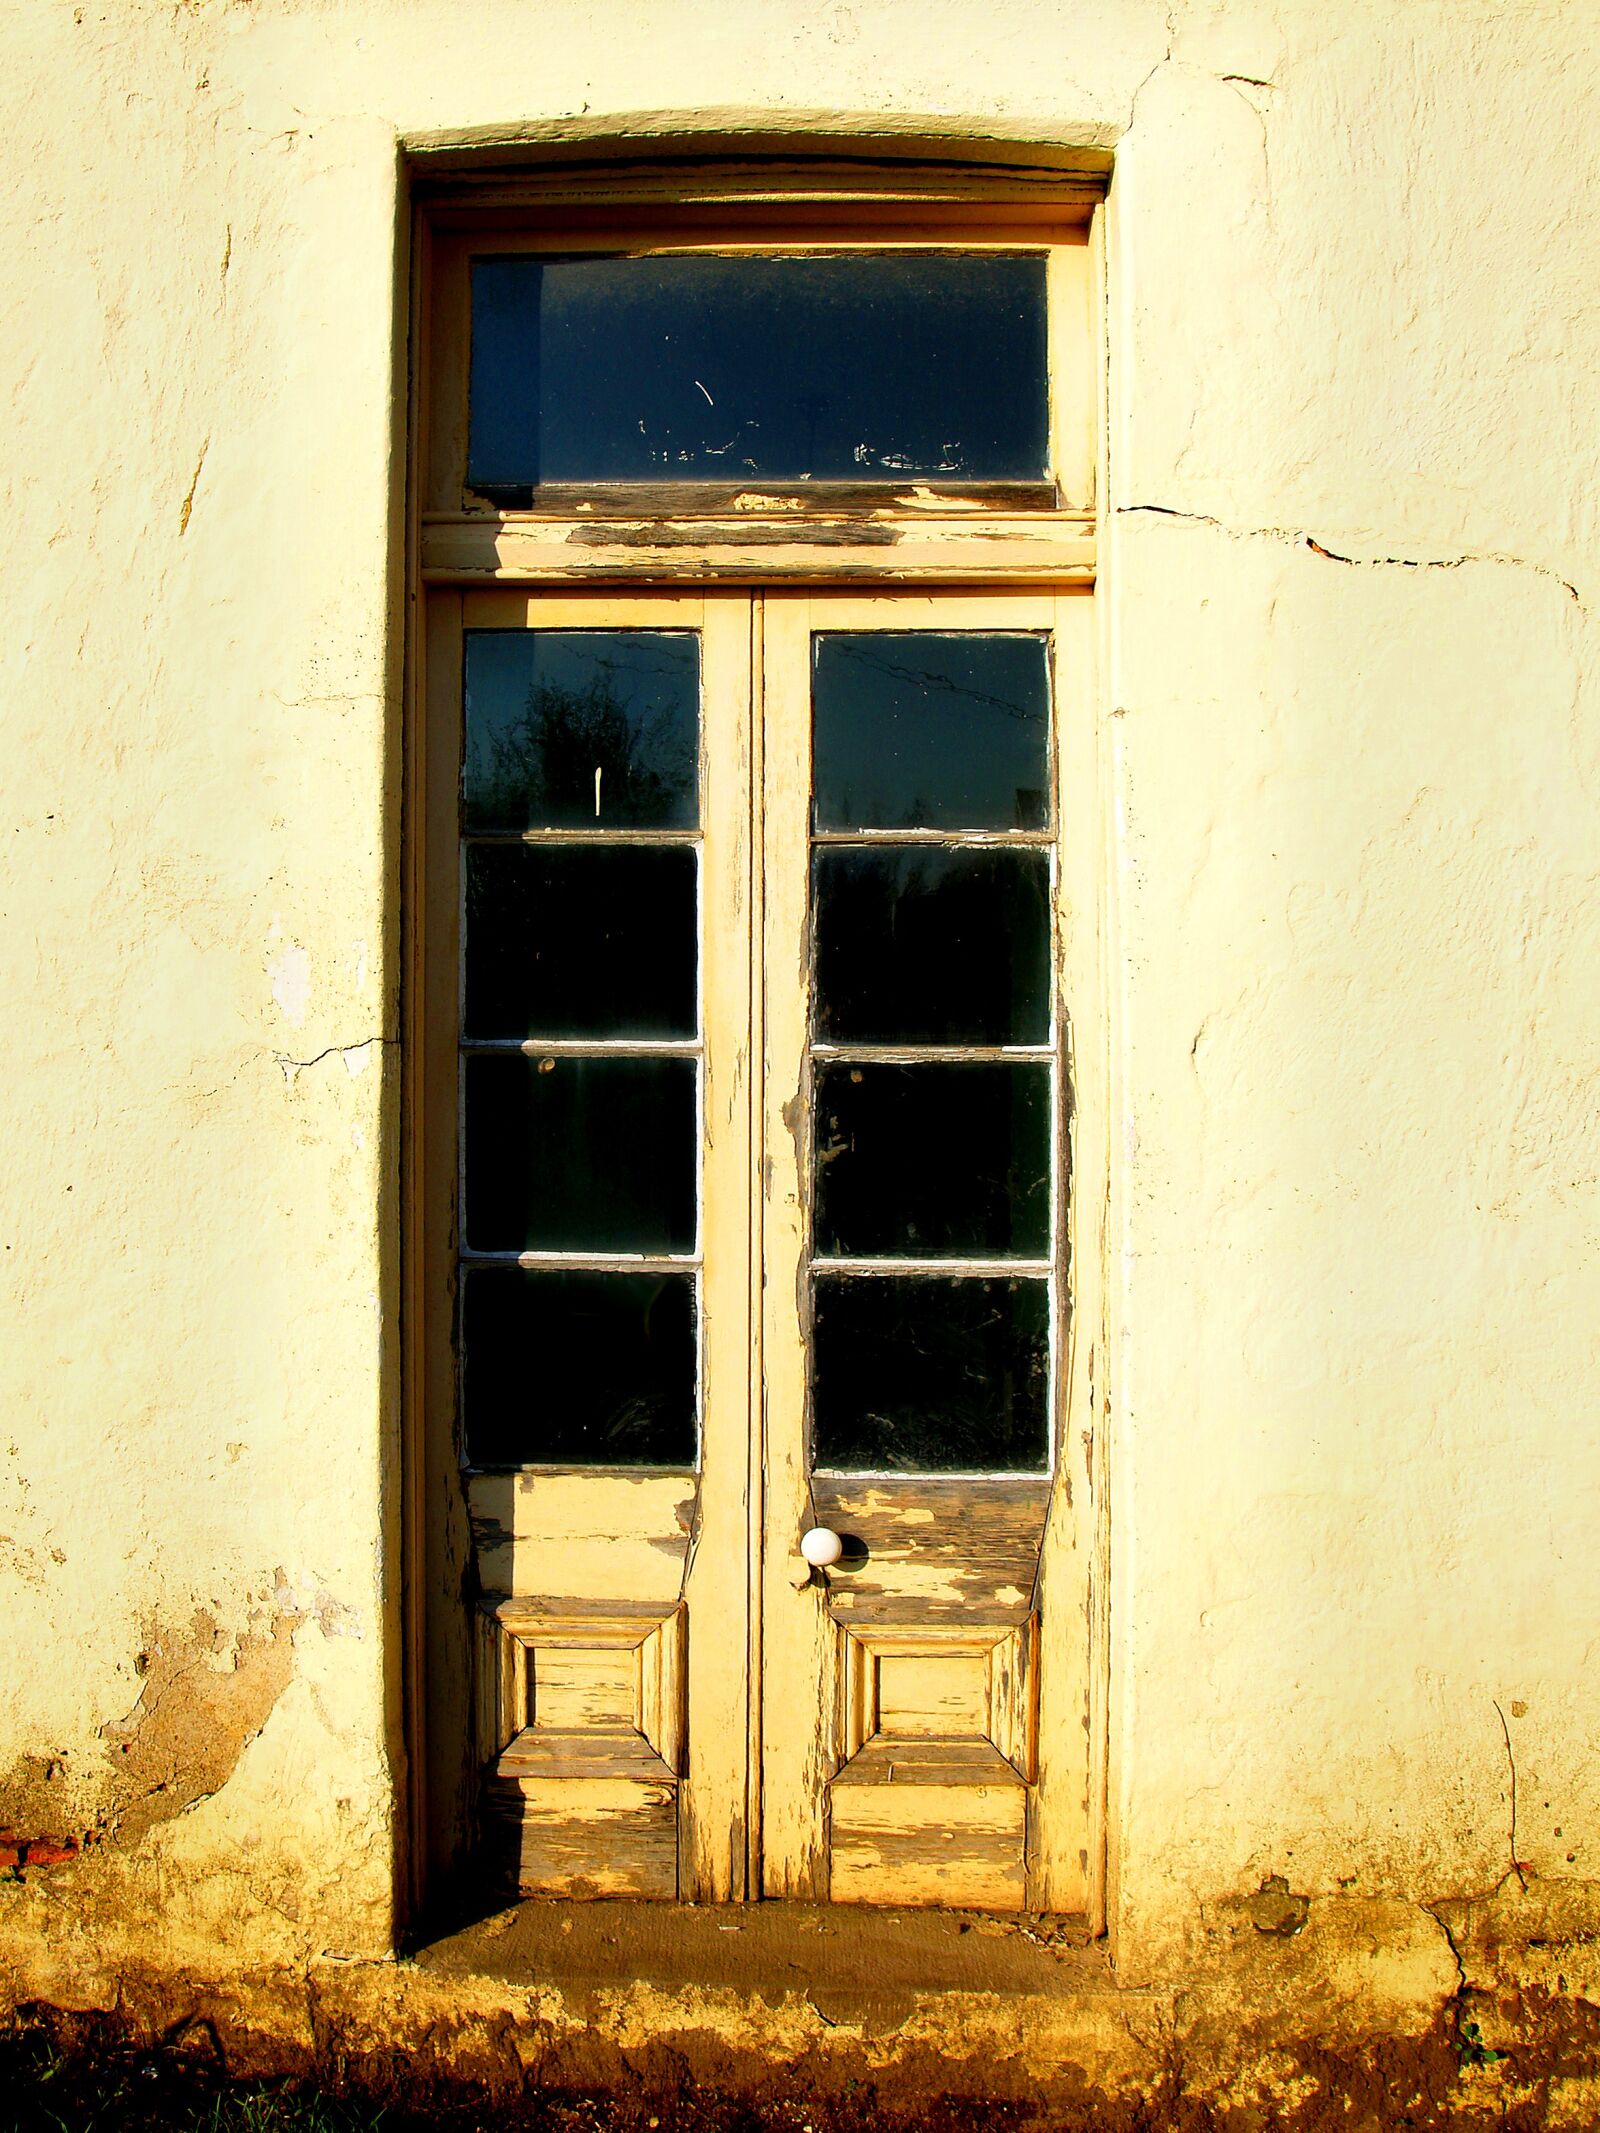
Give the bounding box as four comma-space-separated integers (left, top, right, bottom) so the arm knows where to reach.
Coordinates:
745, 590, 767, 1902
1027, 587, 1098, 1915
681, 592, 758, 1900
757, 592, 833, 1898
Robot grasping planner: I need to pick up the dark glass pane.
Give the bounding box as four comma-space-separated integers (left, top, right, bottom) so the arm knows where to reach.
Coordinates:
464, 845, 697, 1039
462, 1267, 695, 1466
464, 631, 698, 830
814, 1062, 1051, 1258
813, 634, 1050, 832
812, 1275, 1049, 1472
464, 1055, 696, 1253
469, 254, 1047, 492
813, 848, 1050, 1045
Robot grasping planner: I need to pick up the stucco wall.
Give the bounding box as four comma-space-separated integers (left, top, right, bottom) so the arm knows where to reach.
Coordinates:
1, 0, 1597, 2011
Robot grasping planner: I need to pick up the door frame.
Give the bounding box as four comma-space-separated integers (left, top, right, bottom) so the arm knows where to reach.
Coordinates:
401, 169, 1112, 1931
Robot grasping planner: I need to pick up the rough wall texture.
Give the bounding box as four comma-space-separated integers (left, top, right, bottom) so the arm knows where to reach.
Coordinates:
1, 0, 1598, 2091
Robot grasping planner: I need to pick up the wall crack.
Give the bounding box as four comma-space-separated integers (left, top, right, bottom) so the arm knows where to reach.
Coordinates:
1117, 504, 1586, 611
273, 1037, 396, 1080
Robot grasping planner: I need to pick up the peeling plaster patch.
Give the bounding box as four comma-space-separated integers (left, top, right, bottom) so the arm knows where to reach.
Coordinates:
0, 1595, 299, 1871
267, 942, 311, 1027
274, 1574, 364, 1640
1247, 1873, 1310, 1937
98, 1605, 299, 1846
0, 1534, 48, 1590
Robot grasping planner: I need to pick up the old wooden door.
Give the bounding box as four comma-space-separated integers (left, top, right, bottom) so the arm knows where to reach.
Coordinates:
421, 584, 1094, 1912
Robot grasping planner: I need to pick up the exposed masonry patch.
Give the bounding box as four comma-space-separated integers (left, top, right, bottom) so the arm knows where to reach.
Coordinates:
0, 1593, 301, 1870
99, 1605, 299, 1847
1118, 504, 1587, 611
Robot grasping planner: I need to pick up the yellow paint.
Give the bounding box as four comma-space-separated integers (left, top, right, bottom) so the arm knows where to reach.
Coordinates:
0, 0, 1597, 2083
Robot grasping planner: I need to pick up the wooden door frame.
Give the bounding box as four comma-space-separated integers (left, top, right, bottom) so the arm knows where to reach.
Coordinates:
400, 171, 1112, 1931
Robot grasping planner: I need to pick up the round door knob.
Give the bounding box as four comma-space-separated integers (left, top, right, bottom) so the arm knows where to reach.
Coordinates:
800, 1526, 844, 1569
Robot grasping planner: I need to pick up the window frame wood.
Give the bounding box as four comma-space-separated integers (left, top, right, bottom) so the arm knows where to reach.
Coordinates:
414, 175, 1101, 588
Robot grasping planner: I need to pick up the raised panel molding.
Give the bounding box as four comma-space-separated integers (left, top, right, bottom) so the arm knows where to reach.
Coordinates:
832, 1615, 1037, 1779
476, 1599, 687, 1899
826, 1615, 1037, 1909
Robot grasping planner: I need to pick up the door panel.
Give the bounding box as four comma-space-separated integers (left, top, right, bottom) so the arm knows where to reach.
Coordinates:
423, 586, 1093, 1911
427, 590, 755, 1903
759, 593, 1089, 1911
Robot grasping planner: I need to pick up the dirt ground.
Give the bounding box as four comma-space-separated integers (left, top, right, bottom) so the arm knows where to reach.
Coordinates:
4, 1993, 1599, 2133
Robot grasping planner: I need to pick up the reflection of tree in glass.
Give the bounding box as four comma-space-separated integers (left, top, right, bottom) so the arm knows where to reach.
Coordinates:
471, 670, 694, 828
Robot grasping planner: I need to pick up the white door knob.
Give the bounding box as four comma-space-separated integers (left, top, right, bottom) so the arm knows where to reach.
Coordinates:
800, 1526, 844, 1568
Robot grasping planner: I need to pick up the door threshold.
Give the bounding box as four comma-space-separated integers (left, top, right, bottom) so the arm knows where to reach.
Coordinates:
414, 1899, 1107, 2019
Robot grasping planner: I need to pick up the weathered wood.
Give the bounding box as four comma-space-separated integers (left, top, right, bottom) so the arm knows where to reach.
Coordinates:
486, 1715, 681, 1901
481, 1603, 687, 1773
832, 1736, 1026, 1787
815, 1475, 1050, 1624
830, 1740, 1027, 1910
468, 1471, 694, 1602
530, 1647, 638, 1730
1027, 588, 1102, 1914
412, 159, 1107, 209
484, 1750, 679, 1901
497, 1728, 676, 1781
757, 593, 835, 1898
424, 575, 1101, 1916
678, 594, 759, 1900
875, 1649, 988, 1736
437, 481, 1062, 517
988, 1613, 1040, 1782
423, 515, 1095, 585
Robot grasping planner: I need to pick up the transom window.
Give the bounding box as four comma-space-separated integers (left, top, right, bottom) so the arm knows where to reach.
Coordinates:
467, 251, 1049, 493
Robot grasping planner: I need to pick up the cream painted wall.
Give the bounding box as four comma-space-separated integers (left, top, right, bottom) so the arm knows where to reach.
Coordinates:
0, 0, 1597, 1990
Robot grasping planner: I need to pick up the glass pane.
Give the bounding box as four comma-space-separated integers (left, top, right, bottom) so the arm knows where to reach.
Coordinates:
462, 1268, 696, 1467
813, 848, 1051, 1045
812, 1275, 1049, 1472
814, 1061, 1051, 1258
469, 253, 1047, 491
464, 631, 698, 830
464, 846, 697, 1039
813, 634, 1050, 831
464, 1055, 696, 1253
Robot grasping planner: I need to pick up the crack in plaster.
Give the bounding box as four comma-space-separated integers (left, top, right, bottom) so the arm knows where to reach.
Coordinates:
273, 1037, 395, 1082
1492, 1698, 1529, 1894
178, 442, 208, 537
1123, 9, 1177, 133
1117, 504, 1587, 611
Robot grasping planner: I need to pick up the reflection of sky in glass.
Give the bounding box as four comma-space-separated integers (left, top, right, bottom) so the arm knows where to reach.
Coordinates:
463, 631, 699, 830
812, 634, 1050, 832
469, 254, 1048, 489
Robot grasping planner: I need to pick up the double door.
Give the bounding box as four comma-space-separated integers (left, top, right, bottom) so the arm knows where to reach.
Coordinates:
419, 586, 1096, 1913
